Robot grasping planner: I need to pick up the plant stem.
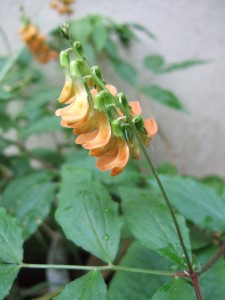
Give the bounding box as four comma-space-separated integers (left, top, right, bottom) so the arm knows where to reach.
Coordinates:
19, 263, 176, 277
69, 40, 202, 299
199, 241, 225, 275
89, 70, 202, 300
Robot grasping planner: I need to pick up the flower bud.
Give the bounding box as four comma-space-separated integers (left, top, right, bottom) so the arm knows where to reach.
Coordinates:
60, 50, 70, 68
70, 59, 89, 77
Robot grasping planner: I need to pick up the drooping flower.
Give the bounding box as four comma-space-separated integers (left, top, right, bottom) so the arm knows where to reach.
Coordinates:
55, 48, 158, 176
50, 0, 74, 15
19, 23, 58, 64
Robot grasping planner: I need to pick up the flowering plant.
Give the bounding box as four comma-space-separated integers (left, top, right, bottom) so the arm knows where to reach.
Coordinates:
0, 12, 224, 300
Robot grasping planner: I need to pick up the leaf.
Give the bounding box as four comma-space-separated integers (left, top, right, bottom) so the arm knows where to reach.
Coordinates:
92, 19, 109, 51
162, 59, 207, 73
156, 161, 177, 175
198, 247, 225, 300
0, 264, 20, 300
200, 175, 225, 199
20, 115, 61, 138
64, 151, 143, 192
109, 242, 171, 300
0, 136, 9, 153
0, 112, 15, 132
120, 188, 191, 266
141, 85, 185, 111
151, 278, 195, 300
24, 88, 60, 115
54, 271, 107, 300
110, 57, 137, 85
56, 166, 122, 263
129, 23, 156, 40
0, 207, 23, 264
1, 171, 55, 239
148, 175, 225, 232
144, 55, 165, 73
69, 17, 93, 44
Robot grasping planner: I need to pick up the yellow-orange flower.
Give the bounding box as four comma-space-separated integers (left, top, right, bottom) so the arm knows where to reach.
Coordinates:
50, 0, 74, 15
55, 69, 158, 176
19, 23, 58, 64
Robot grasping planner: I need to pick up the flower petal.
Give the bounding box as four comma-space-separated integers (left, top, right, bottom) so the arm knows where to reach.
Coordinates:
75, 112, 111, 149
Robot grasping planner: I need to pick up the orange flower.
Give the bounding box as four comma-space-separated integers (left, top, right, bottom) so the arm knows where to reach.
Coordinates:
75, 112, 111, 149
55, 66, 157, 176
19, 23, 58, 64
50, 0, 74, 15
91, 137, 129, 176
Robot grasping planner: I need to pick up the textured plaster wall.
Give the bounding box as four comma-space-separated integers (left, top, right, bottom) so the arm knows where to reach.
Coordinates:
1, 0, 225, 177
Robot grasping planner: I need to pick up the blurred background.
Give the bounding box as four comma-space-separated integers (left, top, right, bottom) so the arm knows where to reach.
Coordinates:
1, 0, 225, 177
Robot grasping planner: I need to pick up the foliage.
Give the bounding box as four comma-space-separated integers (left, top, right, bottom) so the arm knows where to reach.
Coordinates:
0, 8, 222, 300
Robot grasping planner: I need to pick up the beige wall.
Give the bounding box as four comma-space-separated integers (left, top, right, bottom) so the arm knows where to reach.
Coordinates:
1, 0, 225, 177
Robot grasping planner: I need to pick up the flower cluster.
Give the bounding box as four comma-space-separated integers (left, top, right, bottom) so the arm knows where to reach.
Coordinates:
50, 0, 74, 15
19, 23, 58, 63
55, 45, 158, 176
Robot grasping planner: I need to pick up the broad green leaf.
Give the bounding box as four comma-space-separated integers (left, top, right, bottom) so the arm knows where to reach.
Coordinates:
64, 151, 143, 191
162, 59, 207, 73
109, 242, 171, 300
1, 171, 55, 239
1, 155, 31, 177
120, 188, 191, 266
200, 175, 225, 199
156, 161, 177, 175
151, 278, 195, 300
198, 247, 225, 300
142, 85, 185, 111
92, 19, 109, 51
144, 55, 165, 73
70, 17, 93, 44
104, 37, 118, 57
20, 115, 61, 138
149, 175, 225, 232
0, 264, 20, 300
54, 271, 107, 300
129, 23, 156, 40
110, 57, 137, 85
0, 207, 23, 263
31, 148, 62, 167
56, 166, 122, 263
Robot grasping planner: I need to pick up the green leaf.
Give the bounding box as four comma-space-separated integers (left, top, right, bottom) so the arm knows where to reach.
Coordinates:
198, 247, 225, 300
0, 136, 9, 153
120, 188, 191, 266
151, 278, 195, 300
110, 57, 137, 85
1, 171, 55, 239
70, 17, 93, 44
129, 23, 156, 40
104, 37, 118, 58
0, 264, 20, 300
144, 55, 165, 73
141, 85, 185, 111
149, 175, 225, 232
56, 166, 122, 263
0, 207, 23, 263
109, 242, 171, 300
92, 19, 109, 51
162, 59, 207, 73
24, 88, 60, 115
54, 271, 107, 300
0, 112, 15, 132
156, 161, 177, 175
20, 115, 61, 138
200, 175, 225, 199
64, 151, 143, 192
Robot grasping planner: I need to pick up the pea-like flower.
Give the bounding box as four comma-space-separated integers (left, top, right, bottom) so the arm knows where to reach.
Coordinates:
55, 52, 158, 176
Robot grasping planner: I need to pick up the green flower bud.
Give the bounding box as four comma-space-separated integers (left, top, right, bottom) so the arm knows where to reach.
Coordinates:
112, 118, 124, 137
133, 115, 147, 134
60, 50, 70, 68
70, 59, 90, 77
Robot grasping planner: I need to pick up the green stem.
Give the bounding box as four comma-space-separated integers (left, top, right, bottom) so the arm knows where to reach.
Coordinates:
89, 70, 193, 269
0, 26, 12, 55
19, 263, 175, 277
